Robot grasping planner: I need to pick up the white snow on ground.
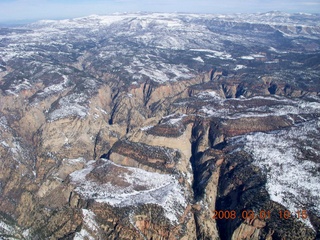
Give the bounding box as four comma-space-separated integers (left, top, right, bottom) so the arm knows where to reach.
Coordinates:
0, 141, 9, 148
200, 106, 229, 118
234, 64, 247, 70
141, 125, 154, 131
196, 91, 224, 100
139, 68, 170, 82
3, 79, 32, 95
63, 157, 86, 165
0, 220, 15, 235
48, 103, 87, 121
200, 96, 320, 119
167, 114, 187, 125
190, 49, 233, 60
31, 14, 130, 30
0, 117, 9, 131
48, 93, 88, 121
125, 61, 192, 83
38, 75, 69, 96
70, 159, 187, 223
74, 209, 99, 240
231, 120, 320, 230
269, 47, 288, 54
22, 229, 30, 238
161, 113, 187, 125
82, 209, 99, 232
13, 79, 32, 92
193, 56, 204, 63
251, 54, 265, 58
74, 229, 95, 240
240, 55, 255, 60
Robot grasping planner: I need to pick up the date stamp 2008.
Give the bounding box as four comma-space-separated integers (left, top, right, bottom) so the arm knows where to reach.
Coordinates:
212, 210, 308, 220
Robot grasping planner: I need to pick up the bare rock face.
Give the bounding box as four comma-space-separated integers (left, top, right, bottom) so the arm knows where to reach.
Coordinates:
109, 140, 181, 173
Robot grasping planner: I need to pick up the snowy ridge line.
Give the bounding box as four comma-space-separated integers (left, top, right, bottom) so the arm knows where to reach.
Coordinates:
27, 12, 320, 29
199, 94, 320, 119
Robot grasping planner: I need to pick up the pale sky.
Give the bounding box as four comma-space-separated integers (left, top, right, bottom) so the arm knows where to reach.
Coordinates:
0, 0, 319, 22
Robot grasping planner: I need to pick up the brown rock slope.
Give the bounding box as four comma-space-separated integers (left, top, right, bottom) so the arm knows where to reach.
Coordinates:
0, 68, 319, 239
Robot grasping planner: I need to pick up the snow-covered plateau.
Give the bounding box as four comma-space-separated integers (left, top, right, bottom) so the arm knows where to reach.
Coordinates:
70, 159, 187, 224
230, 119, 320, 229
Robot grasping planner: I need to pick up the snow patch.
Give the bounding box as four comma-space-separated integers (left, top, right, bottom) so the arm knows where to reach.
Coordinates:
139, 68, 169, 83
200, 96, 320, 119
0, 141, 9, 148
141, 125, 154, 131
234, 64, 247, 70
48, 93, 89, 121
193, 56, 204, 63
197, 91, 223, 100
74, 228, 95, 240
38, 75, 69, 96
81, 209, 99, 233
70, 160, 187, 224
0, 220, 15, 235
231, 120, 320, 230
251, 54, 265, 58
162, 114, 187, 125
240, 55, 255, 60
190, 49, 233, 60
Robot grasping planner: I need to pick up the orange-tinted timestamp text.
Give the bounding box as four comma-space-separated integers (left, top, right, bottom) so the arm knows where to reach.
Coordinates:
212, 210, 308, 220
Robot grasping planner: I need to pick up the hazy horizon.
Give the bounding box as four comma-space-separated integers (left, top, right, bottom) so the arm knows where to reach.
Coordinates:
0, 0, 319, 24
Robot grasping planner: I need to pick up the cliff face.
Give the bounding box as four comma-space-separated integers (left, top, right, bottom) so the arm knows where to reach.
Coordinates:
0, 12, 319, 240
1, 67, 319, 239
